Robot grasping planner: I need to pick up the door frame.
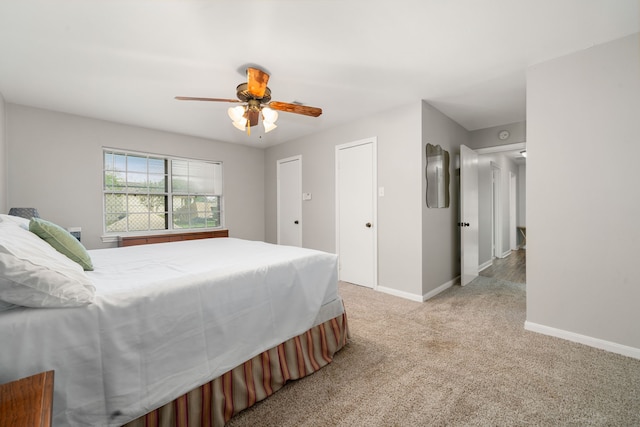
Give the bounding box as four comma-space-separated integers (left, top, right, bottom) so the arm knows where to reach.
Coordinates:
509, 172, 517, 251
490, 161, 502, 258
335, 137, 378, 288
476, 142, 526, 258
276, 155, 302, 247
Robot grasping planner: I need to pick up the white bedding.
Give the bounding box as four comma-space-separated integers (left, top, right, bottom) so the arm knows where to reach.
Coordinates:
0, 238, 341, 426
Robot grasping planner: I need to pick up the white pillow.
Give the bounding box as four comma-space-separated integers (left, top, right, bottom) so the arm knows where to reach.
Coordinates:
0, 214, 30, 230
0, 223, 96, 308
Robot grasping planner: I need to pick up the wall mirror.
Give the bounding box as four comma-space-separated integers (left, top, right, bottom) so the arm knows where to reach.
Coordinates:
426, 143, 450, 208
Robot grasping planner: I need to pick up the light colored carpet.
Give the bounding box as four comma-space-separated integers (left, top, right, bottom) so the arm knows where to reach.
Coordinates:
227, 277, 640, 426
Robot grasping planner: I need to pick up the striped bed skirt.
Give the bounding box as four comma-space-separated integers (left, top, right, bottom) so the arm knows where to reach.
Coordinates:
123, 311, 349, 427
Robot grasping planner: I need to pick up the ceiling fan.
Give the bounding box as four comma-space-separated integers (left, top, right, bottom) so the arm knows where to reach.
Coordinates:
175, 67, 322, 135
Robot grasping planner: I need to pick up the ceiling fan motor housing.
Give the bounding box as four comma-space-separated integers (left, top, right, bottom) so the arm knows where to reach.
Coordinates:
236, 83, 271, 103
245, 99, 262, 127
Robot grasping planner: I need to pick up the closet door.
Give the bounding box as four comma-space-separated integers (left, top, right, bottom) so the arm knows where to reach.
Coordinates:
277, 156, 302, 247
336, 138, 377, 288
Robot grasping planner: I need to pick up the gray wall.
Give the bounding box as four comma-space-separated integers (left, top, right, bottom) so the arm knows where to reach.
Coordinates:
6, 105, 265, 249
265, 102, 426, 298
527, 33, 640, 351
0, 93, 6, 214
518, 164, 526, 229
421, 101, 468, 295
265, 100, 466, 300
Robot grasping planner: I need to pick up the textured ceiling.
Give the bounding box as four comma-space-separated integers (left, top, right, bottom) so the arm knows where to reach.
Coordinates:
0, 0, 637, 147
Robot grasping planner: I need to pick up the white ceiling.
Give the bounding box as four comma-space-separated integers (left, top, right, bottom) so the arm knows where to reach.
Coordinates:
0, 1, 638, 148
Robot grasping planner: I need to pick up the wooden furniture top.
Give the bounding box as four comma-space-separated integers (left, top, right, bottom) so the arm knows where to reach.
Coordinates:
118, 229, 229, 247
0, 370, 54, 427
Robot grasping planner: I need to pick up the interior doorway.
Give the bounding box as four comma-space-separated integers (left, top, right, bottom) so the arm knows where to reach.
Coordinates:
472, 143, 526, 282
479, 247, 526, 283
509, 172, 517, 251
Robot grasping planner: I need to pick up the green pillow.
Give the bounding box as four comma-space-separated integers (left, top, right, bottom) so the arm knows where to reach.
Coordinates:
29, 218, 94, 271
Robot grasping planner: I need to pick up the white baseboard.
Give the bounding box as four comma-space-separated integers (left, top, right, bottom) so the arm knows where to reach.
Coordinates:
376, 276, 458, 303
500, 249, 512, 258
524, 321, 640, 360
422, 277, 457, 301
376, 286, 424, 302
478, 260, 493, 272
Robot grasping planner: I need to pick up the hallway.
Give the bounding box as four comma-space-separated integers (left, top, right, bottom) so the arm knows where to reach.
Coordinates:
479, 249, 526, 284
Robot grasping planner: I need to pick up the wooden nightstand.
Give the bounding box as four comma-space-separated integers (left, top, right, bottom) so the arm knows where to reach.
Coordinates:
0, 371, 54, 427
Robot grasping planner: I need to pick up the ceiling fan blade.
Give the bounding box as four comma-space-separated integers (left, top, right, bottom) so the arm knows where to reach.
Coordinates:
269, 101, 322, 117
247, 67, 270, 98
175, 96, 242, 103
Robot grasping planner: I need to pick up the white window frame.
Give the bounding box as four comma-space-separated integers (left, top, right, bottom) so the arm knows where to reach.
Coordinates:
101, 148, 224, 242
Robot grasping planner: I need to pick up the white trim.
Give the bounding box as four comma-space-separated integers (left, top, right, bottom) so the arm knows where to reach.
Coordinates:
377, 277, 457, 303
524, 321, 640, 360
478, 259, 493, 272
377, 286, 423, 302
102, 146, 222, 164
475, 142, 526, 155
335, 137, 378, 289
490, 162, 502, 259
500, 249, 512, 258
276, 155, 302, 247
422, 277, 457, 301
101, 235, 119, 243
509, 171, 518, 251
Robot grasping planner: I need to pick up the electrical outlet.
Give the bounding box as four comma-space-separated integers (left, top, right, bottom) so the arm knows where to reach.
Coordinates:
67, 227, 82, 242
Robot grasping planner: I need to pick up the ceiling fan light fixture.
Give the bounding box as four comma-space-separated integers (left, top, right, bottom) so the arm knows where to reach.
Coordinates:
263, 121, 277, 133
262, 107, 278, 123
232, 119, 247, 131
228, 106, 246, 122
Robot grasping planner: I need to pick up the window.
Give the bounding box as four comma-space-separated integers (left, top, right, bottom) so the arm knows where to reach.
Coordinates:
103, 149, 222, 234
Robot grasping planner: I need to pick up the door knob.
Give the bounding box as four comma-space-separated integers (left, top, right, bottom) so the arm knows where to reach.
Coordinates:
294, 220, 299, 224
365, 222, 372, 228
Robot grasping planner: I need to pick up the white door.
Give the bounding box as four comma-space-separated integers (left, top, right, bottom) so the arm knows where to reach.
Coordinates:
460, 145, 479, 286
509, 172, 517, 251
277, 156, 302, 247
336, 139, 377, 288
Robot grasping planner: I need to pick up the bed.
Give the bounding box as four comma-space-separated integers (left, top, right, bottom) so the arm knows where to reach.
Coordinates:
0, 215, 348, 426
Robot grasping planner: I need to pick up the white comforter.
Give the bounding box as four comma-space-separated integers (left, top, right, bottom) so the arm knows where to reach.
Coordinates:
0, 238, 340, 426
